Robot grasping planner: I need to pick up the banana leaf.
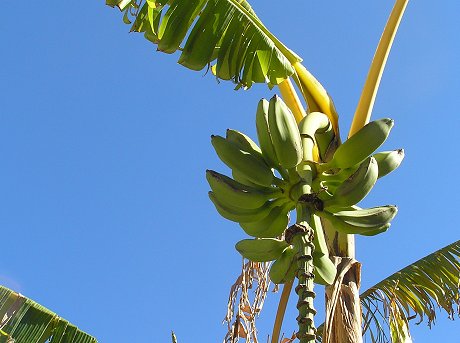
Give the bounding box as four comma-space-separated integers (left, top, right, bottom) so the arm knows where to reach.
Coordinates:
316, 240, 460, 343
0, 285, 97, 343
106, 0, 302, 89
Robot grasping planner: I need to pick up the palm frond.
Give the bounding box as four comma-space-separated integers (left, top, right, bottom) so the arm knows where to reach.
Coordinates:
107, 0, 302, 88
0, 285, 97, 343
360, 239, 460, 342
315, 240, 460, 343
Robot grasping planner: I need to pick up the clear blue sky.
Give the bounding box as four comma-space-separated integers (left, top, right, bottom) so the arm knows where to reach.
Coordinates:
1, 1, 459, 342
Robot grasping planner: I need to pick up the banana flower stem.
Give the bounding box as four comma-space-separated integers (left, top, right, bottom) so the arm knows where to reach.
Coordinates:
286, 204, 316, 343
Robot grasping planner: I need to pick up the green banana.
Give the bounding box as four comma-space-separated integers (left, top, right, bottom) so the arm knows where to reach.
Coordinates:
232, 169, 270, 190
206, 170, 280, 210
312, 253, 336, 285
311, 214, 330, 257
255, 99, 280, 168
226, 129, 263, 158
235, 238, 288, 262
315, 125, 336, 162
211, 135, 274, 187
323, 156, 379, 209
209, 191, 282, 223
322, 118, 394, 170
316, 210, 390, 236
333, 205, 398, 227
374, 149, 405, 178
310, 214, 336, 285
269, 246, 297, 284
239, 202, 293, 238
268, 95, 303, 169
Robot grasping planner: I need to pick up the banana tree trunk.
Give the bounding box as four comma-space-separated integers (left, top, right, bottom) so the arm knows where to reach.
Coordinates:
323, 228, 363, 343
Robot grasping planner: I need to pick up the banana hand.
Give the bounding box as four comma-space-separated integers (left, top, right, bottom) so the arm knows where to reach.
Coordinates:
206, 170, 281, 210
211, 135, 274, 187
322, 118, 394, 170
323, 156, 379, 209
235, 238, 289, 262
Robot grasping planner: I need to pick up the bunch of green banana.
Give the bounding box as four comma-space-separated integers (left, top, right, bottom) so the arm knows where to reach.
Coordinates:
267, 215, 337, 286
208, 95, 308, 238
294, 118, 403, 247
313, 149, 404, 190
208, 96, 404, 295
235, 218, 337, 286
206, 95, 406, 343
322, 156, 379, 210
275, 217, 336, 286
310, 117, 404, 207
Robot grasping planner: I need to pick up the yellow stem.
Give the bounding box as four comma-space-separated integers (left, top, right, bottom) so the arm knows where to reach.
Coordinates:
344, 0, 408, 259
349, 0, 409, 137
278, 79, 307, 124
271, 280, 294, 343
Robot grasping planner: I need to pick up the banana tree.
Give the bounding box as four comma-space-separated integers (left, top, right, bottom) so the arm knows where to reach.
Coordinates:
105, 1, 460, 342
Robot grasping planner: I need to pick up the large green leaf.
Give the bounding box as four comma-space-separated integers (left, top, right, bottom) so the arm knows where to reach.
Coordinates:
107, 0, 302, 88
0, 285, 97, 343
359, 239, 460, 342
316, 240, 460, 343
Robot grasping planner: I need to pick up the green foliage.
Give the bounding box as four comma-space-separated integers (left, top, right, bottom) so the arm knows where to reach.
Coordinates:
360, 240, 460, 342
107, 0, 302, 88
0, 286, 97, 343
316, 240, 460, 342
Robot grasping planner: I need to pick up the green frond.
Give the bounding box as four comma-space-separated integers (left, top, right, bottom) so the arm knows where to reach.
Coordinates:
361, 239, 460, 342
316, 240, 460, 343
0, 285, 97, 343
107, 0, 302, 88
